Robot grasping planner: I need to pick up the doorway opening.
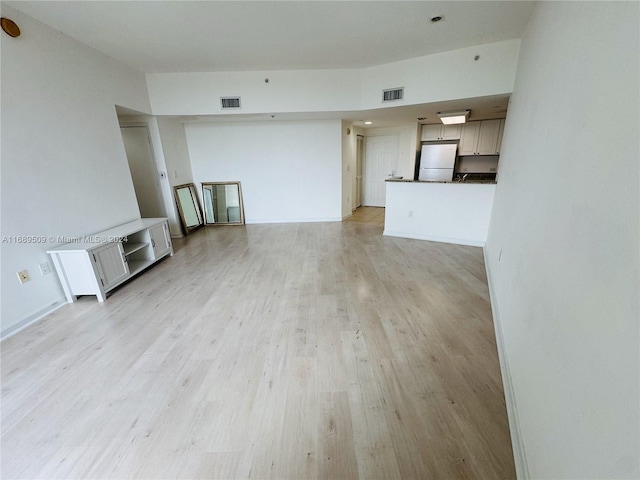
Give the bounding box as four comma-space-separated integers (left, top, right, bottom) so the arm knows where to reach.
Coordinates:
120, 125, 166, 218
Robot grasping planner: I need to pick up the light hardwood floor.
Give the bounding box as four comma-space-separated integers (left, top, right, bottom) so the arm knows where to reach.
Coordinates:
344, 206, 385, 228
1, 222, 515, 479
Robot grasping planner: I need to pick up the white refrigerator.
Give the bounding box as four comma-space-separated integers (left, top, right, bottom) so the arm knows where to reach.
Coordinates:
418, 143, 457, 182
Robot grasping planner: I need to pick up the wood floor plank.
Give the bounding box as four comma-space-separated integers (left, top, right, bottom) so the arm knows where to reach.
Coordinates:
1, 221, 515, 479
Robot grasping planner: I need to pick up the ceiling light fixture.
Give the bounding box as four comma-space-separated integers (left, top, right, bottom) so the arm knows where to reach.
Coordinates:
364, 121, 373, 125
1, 17, 20, 37
437, 110, 470, 125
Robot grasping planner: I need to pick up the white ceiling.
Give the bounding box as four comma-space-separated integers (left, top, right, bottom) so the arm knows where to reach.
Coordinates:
6, 1, 534, 126
6, 1, 535, 73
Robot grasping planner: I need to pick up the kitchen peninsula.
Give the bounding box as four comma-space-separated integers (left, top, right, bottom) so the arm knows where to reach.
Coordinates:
383, 179, 496, 247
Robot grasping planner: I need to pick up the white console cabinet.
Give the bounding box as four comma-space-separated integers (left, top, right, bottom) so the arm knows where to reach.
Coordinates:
48, 218, 173, 303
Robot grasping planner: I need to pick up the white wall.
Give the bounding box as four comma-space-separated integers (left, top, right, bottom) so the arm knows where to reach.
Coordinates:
185, 120, 342, 223
1, 6, 152, 336
156, 118, 195, 236
146, 40, 519, 116
384, 182, 496, 246
341, 121, 357, 218
485, 2, 639, 478
360, 39, 520, 109
147, 69, 361, 116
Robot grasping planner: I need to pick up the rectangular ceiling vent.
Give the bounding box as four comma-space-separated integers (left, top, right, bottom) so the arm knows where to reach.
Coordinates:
382, 87, 404, 103
221, 97, 241, 110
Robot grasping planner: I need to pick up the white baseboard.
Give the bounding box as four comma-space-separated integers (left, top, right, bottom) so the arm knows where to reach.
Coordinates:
1, 299, 68, 341
383, 230, 485, 247
483, 248, 530, 479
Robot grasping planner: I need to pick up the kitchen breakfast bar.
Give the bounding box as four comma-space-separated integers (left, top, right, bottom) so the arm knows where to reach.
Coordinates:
383, 179, 497, 247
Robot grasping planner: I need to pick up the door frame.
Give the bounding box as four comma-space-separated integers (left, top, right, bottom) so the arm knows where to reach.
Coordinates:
356, 134, 364, 209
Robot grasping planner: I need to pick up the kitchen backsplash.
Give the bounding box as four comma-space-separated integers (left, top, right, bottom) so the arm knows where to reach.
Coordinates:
455, 155, 499, 174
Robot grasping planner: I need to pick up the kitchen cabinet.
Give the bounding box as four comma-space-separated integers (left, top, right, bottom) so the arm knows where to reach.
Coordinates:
421, 123, 461, 141
458, 122, 481, 155
48, 218, 173, 303
459, 119, 505, 155
496, 119, 505, 154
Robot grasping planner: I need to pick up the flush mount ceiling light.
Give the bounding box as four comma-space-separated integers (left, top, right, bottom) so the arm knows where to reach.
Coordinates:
1, 17, 20, 37
437, 110, 470, 125
364, 121, 373, 125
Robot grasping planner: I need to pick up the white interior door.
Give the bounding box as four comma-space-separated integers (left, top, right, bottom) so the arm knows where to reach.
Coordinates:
356, 135, 364, 208
120, 126, 166, 218
363, 134, 398, 207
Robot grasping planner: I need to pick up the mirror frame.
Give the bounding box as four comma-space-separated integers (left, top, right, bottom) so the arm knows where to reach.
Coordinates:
173, 183, 204, 235
201, 181, 245, 226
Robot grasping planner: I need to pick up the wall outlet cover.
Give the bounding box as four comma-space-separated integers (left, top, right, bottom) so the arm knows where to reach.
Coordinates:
17, 270, 30, 284
39, 261, 52, 275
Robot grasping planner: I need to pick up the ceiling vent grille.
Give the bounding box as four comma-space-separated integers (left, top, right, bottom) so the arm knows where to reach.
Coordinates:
221, 97, 241, 109
382, 87, 404, 102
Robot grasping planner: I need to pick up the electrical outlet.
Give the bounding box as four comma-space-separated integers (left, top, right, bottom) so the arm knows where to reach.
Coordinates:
39, 261, 52, 276
17, 270, 30, 284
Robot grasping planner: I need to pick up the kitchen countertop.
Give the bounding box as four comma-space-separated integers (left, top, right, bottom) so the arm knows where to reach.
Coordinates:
385, 178, 497, 184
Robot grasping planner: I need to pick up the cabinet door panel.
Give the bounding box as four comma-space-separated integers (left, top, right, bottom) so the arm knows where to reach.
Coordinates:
459, 122, 481, 155
477, 119, 501, 155
496, 119, 505, 154
149, 222, 172, 259
440, 124, 461, 140
93, 243, 129, 290
420, 124, 442, 141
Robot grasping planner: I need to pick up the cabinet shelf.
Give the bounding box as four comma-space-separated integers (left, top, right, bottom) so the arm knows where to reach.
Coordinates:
128, 259, 154, 276
123, 242, 149, 256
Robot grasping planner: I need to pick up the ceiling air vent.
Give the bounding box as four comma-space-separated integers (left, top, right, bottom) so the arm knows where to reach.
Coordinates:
221, 96, 241, 109
382, 87, 404, 103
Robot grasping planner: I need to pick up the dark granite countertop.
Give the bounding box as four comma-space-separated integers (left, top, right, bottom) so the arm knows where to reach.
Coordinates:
385, 178, 497, 184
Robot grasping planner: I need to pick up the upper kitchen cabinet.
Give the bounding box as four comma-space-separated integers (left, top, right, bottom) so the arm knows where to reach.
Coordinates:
421, 123, 462, 141
459, 119, 505, 155
496, 119, 505, 154
458, 122, 481, 155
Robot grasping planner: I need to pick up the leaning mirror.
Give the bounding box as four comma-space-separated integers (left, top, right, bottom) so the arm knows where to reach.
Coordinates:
201, 182, 245, 225
174, 183, 203, 234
